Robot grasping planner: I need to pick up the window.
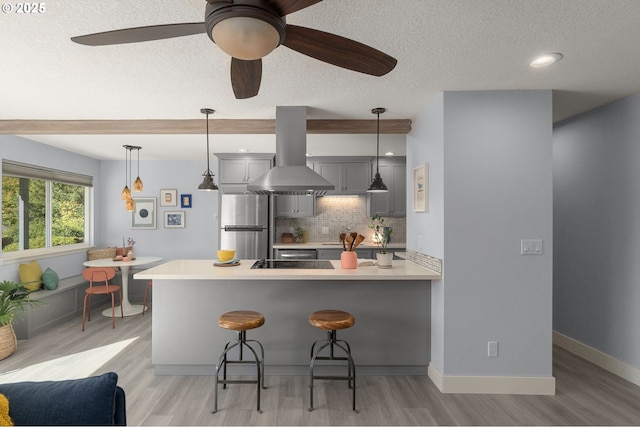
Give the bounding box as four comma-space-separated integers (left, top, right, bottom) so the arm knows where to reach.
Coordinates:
2, 160, 92, 257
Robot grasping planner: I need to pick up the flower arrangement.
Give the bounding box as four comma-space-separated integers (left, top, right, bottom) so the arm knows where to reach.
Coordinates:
369, 215, 392, 254
127, 237, 136, 247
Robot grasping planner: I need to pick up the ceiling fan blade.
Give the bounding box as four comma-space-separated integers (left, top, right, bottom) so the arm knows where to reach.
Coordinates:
269, 0, 322, 16
283, 25, 397, 76
71, 22, 207, 46
231, 58, 262, 99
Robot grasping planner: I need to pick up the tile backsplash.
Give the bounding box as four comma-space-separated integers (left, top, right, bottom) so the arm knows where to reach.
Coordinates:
275, 196, 406, 245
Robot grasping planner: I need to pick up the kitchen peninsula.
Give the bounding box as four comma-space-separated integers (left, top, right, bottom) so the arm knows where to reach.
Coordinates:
135, 259, 440, 375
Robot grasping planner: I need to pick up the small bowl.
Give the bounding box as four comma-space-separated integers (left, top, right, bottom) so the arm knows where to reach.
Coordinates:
217, 249, 235, 262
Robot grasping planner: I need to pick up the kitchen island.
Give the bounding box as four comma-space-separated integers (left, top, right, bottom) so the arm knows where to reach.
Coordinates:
135, 259, 440, 376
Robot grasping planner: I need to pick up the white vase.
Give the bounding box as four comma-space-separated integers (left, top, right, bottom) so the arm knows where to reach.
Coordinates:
376, 252, 393, 268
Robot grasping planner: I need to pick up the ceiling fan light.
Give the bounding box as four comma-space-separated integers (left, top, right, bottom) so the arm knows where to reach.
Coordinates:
212, 17, 280, 60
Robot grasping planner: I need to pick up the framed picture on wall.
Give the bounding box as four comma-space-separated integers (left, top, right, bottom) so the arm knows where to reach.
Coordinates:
160, 189, 177, 206
132, 198, 156, 229
413, 164, 428, 212
180, 194, 192, 208
164, 211, 185, 228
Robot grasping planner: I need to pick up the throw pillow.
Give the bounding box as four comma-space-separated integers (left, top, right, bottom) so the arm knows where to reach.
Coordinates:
0, 394, 13, 426
18, 260, 42, 291
87, 247, 116, 261
41, 267, 59, 290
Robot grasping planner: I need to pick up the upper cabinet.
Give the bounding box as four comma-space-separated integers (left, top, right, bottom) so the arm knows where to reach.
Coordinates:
313, 158, 371, 195
369, 157, 406, 217
275, 194, 315, 218
216, 154, 273, 184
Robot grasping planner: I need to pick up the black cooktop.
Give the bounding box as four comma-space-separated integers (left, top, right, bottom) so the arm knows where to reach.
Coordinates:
251, 259, 335, 269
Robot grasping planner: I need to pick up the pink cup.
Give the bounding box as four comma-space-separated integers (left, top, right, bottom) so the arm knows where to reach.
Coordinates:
341, 251, 357, 269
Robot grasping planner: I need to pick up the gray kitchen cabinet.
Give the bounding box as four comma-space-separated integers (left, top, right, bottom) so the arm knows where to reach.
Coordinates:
314, 159, 371, 195
217, 155, 273, 184
275, 194, 315, 218
369, 157, 407, 217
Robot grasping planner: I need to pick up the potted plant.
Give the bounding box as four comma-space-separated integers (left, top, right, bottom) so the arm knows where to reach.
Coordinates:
0, 280, 41, 360
369, 215, 393, 268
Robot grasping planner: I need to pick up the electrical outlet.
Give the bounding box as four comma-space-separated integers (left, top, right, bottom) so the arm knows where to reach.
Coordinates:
322, 227, 329, 235
488, 341, 498, 357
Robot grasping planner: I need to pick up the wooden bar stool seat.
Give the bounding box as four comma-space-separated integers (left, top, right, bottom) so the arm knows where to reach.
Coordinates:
213, 310, 266, 414
309, 309, 355, 331
308, 309, 357, 413
219, 310, 265, 331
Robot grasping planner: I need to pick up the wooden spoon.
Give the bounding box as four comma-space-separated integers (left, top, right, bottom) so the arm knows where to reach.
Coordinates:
339, 233, 346, 251
351, 234, 365, 250
346, 235, 354, 251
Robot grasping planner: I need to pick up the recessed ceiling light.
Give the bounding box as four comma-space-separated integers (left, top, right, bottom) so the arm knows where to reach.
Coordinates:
238, 148, 249, 153
385, 151, 395, 156
305, 153, 312, 157
529, 53, 563, 68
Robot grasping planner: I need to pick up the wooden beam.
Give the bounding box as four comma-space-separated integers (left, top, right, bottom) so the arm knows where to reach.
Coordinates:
0, 119, 411, 135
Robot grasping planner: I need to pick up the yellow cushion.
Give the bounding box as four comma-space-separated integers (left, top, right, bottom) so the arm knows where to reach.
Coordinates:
87, 247, 116, 261
18, 260, 42, 291
0, 394, 13, 426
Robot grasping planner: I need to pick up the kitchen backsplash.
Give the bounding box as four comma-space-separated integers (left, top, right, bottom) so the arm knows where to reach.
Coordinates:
275, 196, 406, 244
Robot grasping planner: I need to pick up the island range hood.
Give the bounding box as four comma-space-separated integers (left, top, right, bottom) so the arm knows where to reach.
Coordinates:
247, 106, 335, 196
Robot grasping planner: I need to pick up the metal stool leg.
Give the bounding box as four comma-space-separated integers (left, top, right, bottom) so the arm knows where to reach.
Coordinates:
212, 331, 264, 414
308, 330, 357, 412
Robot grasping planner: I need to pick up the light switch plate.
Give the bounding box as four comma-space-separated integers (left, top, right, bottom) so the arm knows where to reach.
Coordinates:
521, 239, 543, 255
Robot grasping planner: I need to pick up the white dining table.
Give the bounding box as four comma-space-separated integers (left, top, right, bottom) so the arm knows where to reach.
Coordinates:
83, 256, 163, 317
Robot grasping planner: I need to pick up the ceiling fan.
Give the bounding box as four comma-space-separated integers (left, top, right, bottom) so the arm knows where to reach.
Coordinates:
71, 0, 397, 99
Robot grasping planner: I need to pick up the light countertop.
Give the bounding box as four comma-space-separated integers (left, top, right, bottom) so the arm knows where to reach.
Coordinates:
134, 259, 440, 281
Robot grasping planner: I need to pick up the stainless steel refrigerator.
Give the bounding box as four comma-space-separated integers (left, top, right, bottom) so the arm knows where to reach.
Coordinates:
219, 191, 271, 259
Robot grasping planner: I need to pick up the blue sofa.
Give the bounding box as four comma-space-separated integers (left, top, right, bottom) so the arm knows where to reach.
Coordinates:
0, 372, 126, 425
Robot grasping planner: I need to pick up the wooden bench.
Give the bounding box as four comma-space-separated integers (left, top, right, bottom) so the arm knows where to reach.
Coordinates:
13, 275, 108, 339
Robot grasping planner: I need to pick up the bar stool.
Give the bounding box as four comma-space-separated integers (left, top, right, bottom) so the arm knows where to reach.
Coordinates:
308, 309, 357, 412
212, 310, 266, 414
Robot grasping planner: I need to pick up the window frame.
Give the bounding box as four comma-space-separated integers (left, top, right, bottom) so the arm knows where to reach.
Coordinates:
1, 160, 93, 264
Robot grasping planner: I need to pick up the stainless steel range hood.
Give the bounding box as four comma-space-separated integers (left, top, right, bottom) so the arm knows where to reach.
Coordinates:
247, 106, 335, 195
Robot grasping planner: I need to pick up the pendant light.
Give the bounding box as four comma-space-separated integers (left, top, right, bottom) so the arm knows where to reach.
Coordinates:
133, 146, 143, 191
121, 147, 131, 201
122, 145, 142, 211
367, 107, 389, 193
198, 108, 219, 191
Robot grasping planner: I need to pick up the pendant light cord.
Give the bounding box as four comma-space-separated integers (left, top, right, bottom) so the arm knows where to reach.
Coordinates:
376, 110, 380, 173
205, 111, 211, 173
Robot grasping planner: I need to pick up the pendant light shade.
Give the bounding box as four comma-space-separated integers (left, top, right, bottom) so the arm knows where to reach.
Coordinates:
121, 147, 131, 201
198, 108, 219, 191
367, 107, 389, 193
133, 146, 143, 191
122, 145, 142, 210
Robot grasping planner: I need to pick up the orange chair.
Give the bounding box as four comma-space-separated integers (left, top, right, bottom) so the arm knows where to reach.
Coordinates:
142, 280, 152, 315
82, 267, 123, 331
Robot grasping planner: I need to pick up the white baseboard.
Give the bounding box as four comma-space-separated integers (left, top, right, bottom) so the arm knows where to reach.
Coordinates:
427, 363, 555, 395
553, 331, 640, 387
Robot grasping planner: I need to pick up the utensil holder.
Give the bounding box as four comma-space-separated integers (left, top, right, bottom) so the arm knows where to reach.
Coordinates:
341, 251, 357, 269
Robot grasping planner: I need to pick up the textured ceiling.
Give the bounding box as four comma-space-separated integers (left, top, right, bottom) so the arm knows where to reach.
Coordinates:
2, 0, 640, 159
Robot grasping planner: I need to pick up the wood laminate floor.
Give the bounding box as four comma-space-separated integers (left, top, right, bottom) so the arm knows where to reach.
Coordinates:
2, 306, 640, 426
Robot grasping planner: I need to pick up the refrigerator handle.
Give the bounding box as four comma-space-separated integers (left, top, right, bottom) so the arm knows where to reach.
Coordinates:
224, 225, 265, 232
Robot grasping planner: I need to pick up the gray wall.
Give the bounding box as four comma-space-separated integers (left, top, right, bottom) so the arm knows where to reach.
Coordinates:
98, 159, 218, 261
1, 137, 219, 286
0, 136, 101, 280
554, 93, 640, 370
408, 90, 554, 377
